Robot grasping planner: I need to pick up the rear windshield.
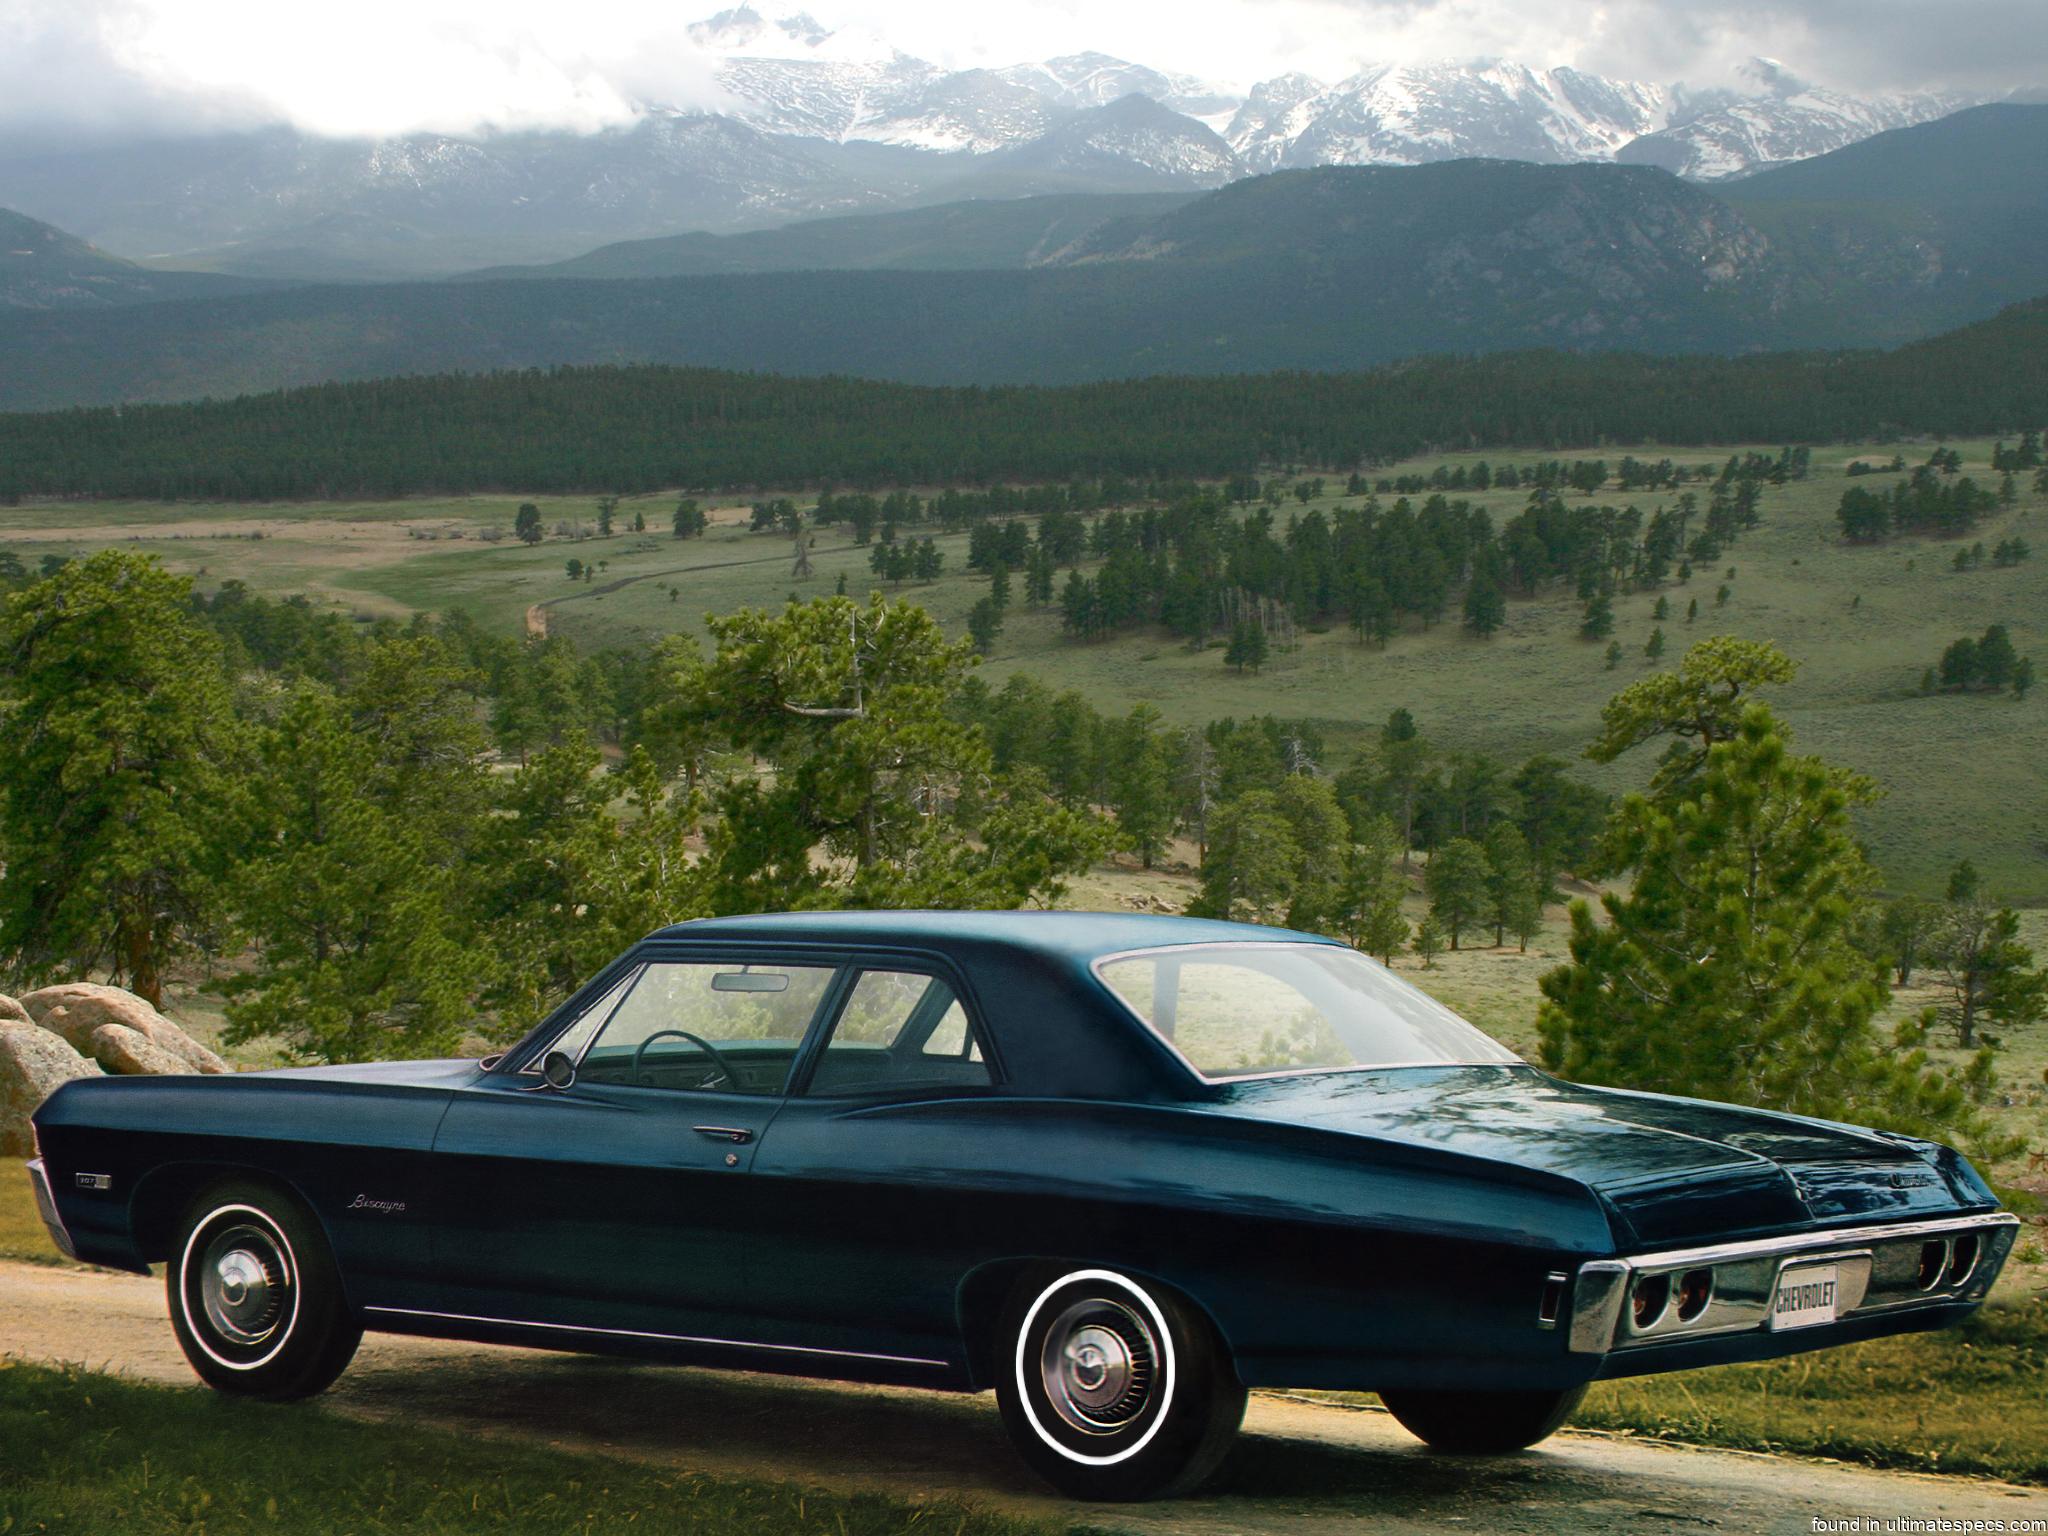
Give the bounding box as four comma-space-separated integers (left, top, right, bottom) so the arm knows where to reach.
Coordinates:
1095, 943, 1521, 1081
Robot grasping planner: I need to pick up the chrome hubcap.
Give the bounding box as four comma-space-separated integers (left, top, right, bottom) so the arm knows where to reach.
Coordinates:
1038, 1298, 1157, 1434
198, 1225, 290, 1347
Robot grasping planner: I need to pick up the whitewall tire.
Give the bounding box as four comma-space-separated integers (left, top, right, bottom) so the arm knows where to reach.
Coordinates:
996, 1267, 1245, 1501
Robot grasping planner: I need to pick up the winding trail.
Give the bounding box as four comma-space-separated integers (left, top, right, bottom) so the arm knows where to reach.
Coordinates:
2, 1260, 2040, 1535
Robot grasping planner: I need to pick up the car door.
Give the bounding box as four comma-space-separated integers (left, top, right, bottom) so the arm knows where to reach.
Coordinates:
744, 964, 1001, 1364
428, 953, 843, 1337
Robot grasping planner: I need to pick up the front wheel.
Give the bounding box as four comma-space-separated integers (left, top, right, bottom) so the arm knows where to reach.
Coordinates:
996, 1267, 1246, 1501
1379, 1384, 1586, 1453
167, 1180, 361, 1401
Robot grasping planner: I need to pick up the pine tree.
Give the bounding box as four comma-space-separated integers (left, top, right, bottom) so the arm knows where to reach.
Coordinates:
1334, 815, 1408, 961
966, 596, 1002, 657
1107, 705, 1175, 869
1425, 837, 1492, 950
1275, 775, 1350, 934
0, 551, 251, 1006
1462, 573, 1506, 638
1482, 823, 1541, 950
514, 503, 544, 544
1188, 790, 1300, 922
1930, 866, 2048, 1049
1412, 913, 1446, 968
1540, 703, 2008, 1147
224, 686, 478, 1062
1580, 593, 1614, 640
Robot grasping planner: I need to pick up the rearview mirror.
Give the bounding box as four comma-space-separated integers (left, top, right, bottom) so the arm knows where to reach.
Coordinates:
540, 1050, 577, 1090
712, 971, 789, 993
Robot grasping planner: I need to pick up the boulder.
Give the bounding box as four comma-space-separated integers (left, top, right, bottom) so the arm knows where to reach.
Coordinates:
0, 1022, 100, 1156
0, 994, 29, 1025
21, 983, 230, 1075
88, 1022, 195, 1078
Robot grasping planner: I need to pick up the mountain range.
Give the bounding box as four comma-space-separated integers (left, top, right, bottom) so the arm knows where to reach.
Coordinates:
1, 105, 2042, 411
0, 3, 2012, 283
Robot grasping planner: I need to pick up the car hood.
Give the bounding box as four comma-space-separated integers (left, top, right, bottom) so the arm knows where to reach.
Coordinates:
1209, 1066, 1981, 1246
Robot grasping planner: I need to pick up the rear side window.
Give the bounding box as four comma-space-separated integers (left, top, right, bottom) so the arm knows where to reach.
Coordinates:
807, 969, 991, 1097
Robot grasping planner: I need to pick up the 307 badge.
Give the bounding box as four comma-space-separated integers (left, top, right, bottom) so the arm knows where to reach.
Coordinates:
1770, 1263, 1840, 1330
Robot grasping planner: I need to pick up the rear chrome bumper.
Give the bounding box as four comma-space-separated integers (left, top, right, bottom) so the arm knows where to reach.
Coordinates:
24, 1158, 77, 1261
1570, 1210, 2020, 1356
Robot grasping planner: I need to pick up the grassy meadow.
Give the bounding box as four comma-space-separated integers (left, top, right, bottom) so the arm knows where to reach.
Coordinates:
5, 437, 2044, 898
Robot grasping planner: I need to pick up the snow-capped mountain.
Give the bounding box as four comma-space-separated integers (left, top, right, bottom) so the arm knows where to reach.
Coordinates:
981, 96, 1244, 189
0, 0, 1998, 282
689, 5, 1980, 182
1619, 60, 1977, 178
1228, 62, 1673, 170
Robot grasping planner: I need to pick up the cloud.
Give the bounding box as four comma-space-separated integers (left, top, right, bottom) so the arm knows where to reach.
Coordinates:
0, 0, 2038, 143
0, 0, 732, 142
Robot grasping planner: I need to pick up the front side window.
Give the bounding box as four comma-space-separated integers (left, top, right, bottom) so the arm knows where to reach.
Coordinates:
1096, 943, 1520, 1081
807, 969, 991, 1097
577, 961, 837, 1094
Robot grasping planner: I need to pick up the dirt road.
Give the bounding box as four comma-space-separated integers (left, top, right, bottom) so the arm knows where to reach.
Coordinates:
3, 1260, 2040, 1535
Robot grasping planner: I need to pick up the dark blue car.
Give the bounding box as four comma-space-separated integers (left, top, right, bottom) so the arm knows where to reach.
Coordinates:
27, 912, 2019, 1499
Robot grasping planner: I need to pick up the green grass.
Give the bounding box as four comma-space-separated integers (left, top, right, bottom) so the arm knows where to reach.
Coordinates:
0, 1157, 62, 1266
0, 1358, 1060, 1535
1575, 1281, 2048, 1484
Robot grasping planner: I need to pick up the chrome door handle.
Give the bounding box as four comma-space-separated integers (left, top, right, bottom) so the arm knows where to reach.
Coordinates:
693, 1125, 753, 1144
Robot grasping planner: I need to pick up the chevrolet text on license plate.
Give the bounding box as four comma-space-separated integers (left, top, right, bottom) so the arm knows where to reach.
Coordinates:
1770, 1263, 1840, 1330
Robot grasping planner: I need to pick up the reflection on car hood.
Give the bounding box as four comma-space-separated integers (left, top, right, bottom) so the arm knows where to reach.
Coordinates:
1209, 1066, 1971, 1244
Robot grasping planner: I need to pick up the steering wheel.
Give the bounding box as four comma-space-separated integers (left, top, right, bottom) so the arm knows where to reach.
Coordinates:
631, 1029, 737, 1089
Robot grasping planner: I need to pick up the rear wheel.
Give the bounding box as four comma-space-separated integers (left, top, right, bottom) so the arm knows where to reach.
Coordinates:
167, 1180, 361, 1401
996, 1267, 1246, 1501
1379, 1385, 1586, 1453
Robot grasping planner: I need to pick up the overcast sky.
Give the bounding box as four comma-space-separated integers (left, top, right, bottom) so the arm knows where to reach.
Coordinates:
2, 0, 2041, 141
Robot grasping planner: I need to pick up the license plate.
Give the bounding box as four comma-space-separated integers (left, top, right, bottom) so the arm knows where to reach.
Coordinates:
1770, 1263, 1840, 1330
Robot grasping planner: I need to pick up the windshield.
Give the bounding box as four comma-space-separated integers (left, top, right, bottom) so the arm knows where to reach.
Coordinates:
1095, 943, 1521, 1081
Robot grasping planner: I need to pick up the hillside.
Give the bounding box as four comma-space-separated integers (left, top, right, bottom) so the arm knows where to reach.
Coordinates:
6, 112, 2047, 407
466, 192, 1196, 280
0, 208, 281, 310
1722, 104, 2048, 340
2, 298, 2045, 500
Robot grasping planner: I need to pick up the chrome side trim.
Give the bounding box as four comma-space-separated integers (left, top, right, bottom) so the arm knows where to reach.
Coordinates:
360, 1306, 950, 1369
1568, 1211, 2018, 1356
25, 1158, 77, 1260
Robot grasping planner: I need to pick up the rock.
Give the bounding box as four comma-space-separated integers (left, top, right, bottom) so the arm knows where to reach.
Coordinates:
0, 1022, 101, 1156
88, 1022, 195, 1078
21, 983, 231, 1075
0, 994, 29, 1025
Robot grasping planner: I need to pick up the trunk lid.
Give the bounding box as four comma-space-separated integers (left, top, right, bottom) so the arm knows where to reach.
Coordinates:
1212, 1066, 1964, 1246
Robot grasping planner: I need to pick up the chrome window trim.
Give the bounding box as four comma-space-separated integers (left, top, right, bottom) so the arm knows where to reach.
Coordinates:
549, 958, 845, 1096
360, 1306, 949, 1369
798, 965, 996, 1099
1567, 1211, 2019, 1356
517, 963, 645, 1074
1088, 940, 1525, 1085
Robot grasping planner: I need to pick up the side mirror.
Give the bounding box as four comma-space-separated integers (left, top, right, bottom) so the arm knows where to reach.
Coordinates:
540, 1050, 577, 1091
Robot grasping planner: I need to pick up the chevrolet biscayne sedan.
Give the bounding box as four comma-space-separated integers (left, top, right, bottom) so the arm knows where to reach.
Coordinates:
27, 912, 2019, 1499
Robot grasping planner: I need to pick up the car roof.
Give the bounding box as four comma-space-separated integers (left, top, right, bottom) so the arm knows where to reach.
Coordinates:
650, 909, 1336, 963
